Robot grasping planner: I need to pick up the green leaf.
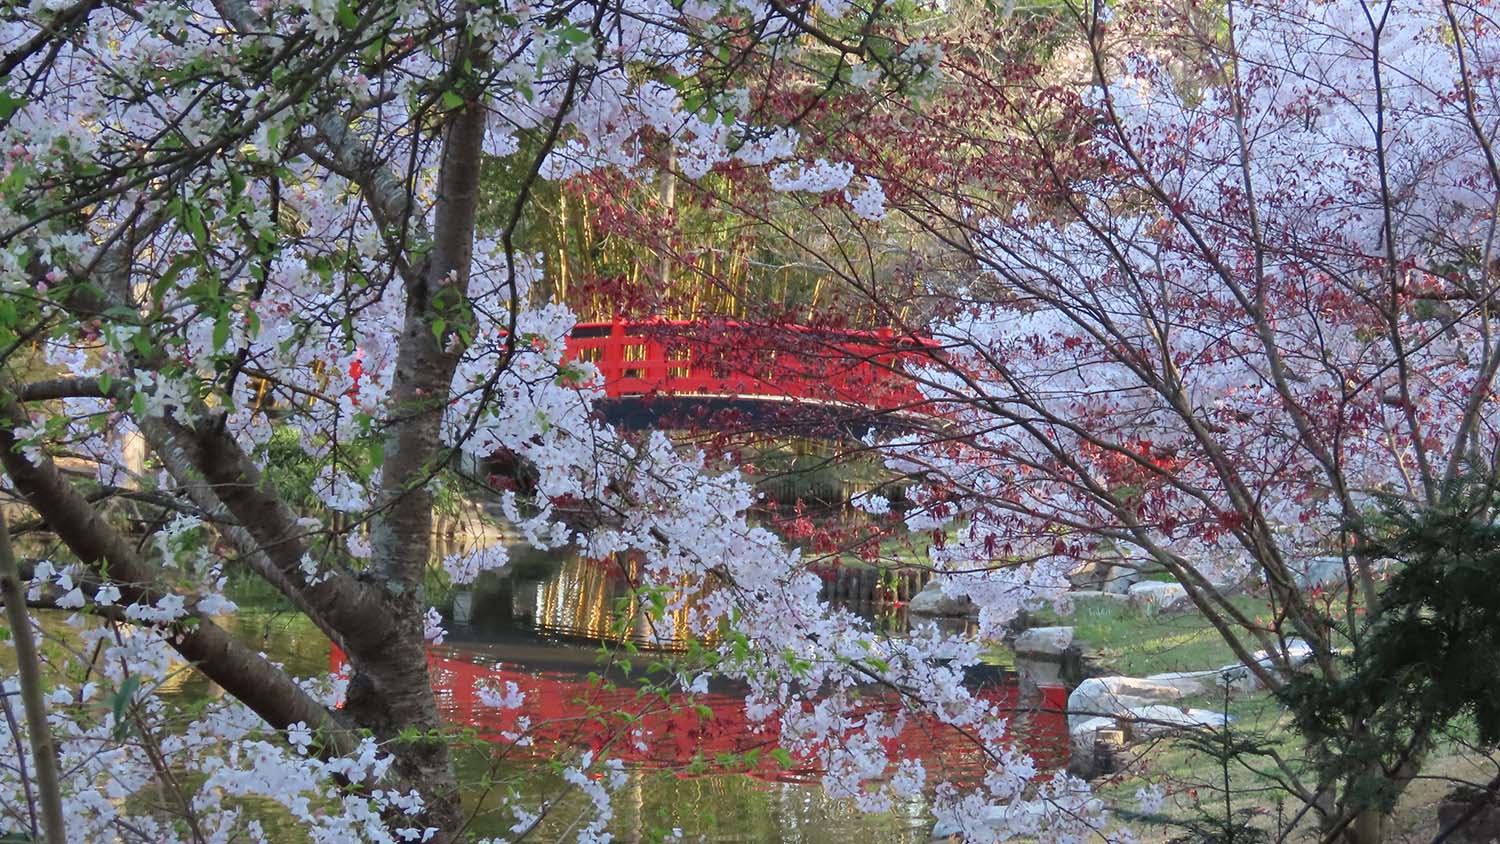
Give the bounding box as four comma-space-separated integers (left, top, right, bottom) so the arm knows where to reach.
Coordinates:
213, 316, 230, 351
153, 255, 196, 305
441, 90, 464, 110
0, 88, 25, 121
769, 748, 794, 769
110, 675, 141, 740
0, 162, 32, 197
181, 202, 207, 245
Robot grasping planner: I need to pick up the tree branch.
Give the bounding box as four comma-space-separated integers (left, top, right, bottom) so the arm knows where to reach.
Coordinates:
0, 398, 357, 756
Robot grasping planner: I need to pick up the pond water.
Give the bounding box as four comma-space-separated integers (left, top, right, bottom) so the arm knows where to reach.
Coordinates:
191, 620, 944, 842
129, 543, 1067, 843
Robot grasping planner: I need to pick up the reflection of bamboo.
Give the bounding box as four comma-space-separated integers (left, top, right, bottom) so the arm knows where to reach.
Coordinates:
426, 504, 510, 570
530, 556, 715, 648
556, 190, 569, 302
820, 566, 933, 607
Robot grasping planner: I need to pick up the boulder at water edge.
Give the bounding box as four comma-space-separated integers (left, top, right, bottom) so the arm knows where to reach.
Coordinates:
1122, 704, 1231, 740
1067, 675, 1187, 731
1013, 626, 1074, 658
1126, 580, 1191, 612
908, 581, 976, 617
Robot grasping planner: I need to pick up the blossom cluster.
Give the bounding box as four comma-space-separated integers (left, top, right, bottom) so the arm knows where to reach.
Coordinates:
0, 0, 1039, 841
888, 0, 1500, 618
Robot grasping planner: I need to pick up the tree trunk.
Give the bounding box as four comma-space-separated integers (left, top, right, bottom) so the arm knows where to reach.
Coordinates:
1349, 808, 1387, 844
352, 46, 492, 841
0, 509, 67, 844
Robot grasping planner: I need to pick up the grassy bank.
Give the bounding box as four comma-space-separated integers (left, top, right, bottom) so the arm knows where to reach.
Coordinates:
1025, 594, 1483, 844
1030, 593, 1277, 676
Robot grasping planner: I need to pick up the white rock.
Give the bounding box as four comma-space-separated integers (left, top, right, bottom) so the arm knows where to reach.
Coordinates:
1068, 560, 1106, 590
1068, 589, 1131, 605
1014, 626, 1074, 657
1291, 557, 1348, 591
1070, 715, 1117, 738
1142, 644, 1314, 698
1142, 670, 1218, 696
1207, 575, 1248, 597
1127, 580, 1191, 612
1102, 565, 1142, 594
908, 581, 975, 617
1254, 638, 1315, 668
1229, 638, 1315, 679
1122, 705, 1231, 739
1099, 675, 1193, 699
1150, 662, 1271, 694
931, 794, 1105, 839
1068, 691, 1152, 732
1067, 676, 1186, 731
1214, 664, 1263, 693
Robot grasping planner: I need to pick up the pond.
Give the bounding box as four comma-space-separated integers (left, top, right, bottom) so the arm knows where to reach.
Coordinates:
136, 542, 1067, 843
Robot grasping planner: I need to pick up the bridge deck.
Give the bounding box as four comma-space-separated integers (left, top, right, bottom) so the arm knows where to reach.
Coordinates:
564, 320, 938, 426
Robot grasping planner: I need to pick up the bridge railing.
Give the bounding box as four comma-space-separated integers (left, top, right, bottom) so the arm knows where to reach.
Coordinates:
564, 320, 939, 413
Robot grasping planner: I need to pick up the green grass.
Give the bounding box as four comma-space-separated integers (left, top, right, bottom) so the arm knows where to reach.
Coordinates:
1028, 597, 1313, 839
1091, 692, 1312, 843
1033, 595, 1486, 843
1032, 594, 1278, 677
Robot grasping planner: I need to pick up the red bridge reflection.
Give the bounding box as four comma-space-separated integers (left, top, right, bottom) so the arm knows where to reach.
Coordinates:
335, 646, 1068, 783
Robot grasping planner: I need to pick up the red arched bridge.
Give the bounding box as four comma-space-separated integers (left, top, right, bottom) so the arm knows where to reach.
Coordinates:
563, 320, 940, 436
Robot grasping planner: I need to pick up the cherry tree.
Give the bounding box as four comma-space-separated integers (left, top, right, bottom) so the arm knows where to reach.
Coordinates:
0, 1, 1113, 843
764, 1, 1500, 841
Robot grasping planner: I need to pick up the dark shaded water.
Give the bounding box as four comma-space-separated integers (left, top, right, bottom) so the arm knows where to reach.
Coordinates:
448, 543, 969, 649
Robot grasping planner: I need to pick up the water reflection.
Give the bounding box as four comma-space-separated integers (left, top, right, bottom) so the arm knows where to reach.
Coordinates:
455, 544, 972, 651
460, 763, 937, 844
342, 633, 1066, 843
338, 541, 1066, 841
210, 611, 967, 844
13, 528, 1063, 844
529, 554, 706, 649
411, 643, 1068, 781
